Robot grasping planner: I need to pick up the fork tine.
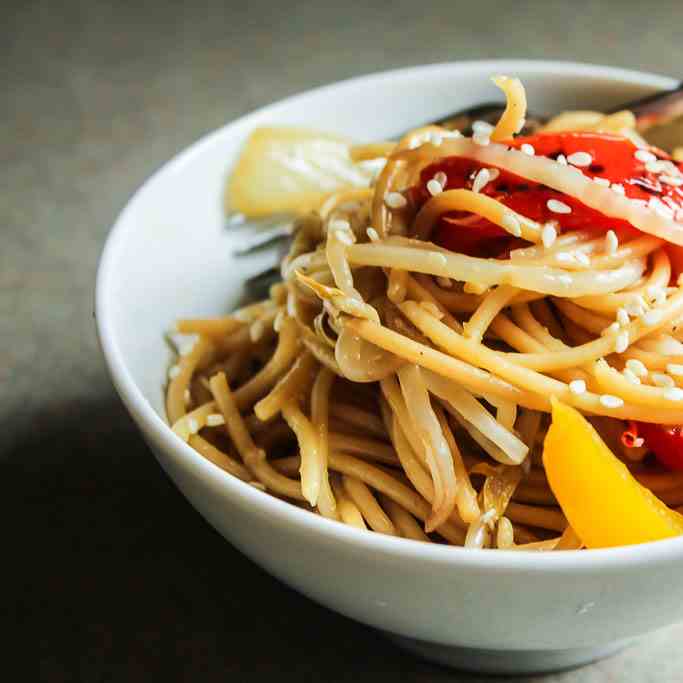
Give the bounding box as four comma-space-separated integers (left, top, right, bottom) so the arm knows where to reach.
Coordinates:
231, 222, 293, 255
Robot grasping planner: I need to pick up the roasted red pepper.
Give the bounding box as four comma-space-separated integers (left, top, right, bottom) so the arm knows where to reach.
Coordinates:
623, 421, 683, 471
413, 132, 683, 259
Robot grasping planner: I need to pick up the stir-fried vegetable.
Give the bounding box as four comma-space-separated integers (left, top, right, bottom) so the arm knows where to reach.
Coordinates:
543, 399, 683, 548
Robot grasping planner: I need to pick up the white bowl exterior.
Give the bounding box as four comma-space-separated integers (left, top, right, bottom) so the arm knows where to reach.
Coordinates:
98, 60, 683, 652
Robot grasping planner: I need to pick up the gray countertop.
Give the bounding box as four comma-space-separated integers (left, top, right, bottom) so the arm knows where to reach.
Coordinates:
3, 1, 683, 680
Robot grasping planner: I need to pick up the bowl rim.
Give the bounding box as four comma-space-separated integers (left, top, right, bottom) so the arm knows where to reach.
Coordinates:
96, 58, 683, 572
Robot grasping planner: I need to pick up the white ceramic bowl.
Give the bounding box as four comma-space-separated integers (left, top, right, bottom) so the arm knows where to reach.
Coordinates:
96, 60, 683, 675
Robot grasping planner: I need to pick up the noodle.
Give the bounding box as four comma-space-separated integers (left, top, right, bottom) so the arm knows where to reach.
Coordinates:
166, 76, 683, 550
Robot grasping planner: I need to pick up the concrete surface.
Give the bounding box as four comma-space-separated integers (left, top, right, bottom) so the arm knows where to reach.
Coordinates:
3, 0, 683, 680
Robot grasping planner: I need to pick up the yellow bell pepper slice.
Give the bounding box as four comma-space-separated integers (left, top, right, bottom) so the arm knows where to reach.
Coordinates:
543, 399, 683, 549
226, 127, 376, 217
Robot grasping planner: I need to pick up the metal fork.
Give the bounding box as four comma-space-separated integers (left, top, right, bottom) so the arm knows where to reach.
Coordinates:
233, 82, 683, 298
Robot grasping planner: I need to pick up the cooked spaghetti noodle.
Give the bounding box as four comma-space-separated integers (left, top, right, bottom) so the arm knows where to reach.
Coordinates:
167, 77, 683, 550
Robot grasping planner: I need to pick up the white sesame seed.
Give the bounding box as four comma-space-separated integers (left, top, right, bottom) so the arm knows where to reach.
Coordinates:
664, 387, 683, 401
188, 418, 199, 434
472, 120, 494, 135
616, 331, 629, 353
666, 363, 683, 377
385, 192, 407, 209
622, 368, 641, 385
487, 168, 500, 182
661, 174, 683, 186
576, 252, 590, 266
541, 222, 557, 248
556, 154, 568, 165
472, 133, 490, 146
569, 379, 586, 395
434, 171, 447, 187
593, 176, 611, 187
520, 143, 535, 156
168, 365, 181, 380
472, 168, 491, 194
206, 414, 225, 427
641, 309, 663, 326
604, 230, 618, 255
427, 179, 443, 196
633, 437, 645, 447
635, 149, 657, 163
547, 199, 572, 214
436, 276, 453, 289
600, 394, 624, 408
626, 359, 648, 378
502, 213, 522, 237
366, 227, 380, 242
611, 183, 625, 195
651, 372, 675, 388
335, 230, 354, 245
567, 151, 592, 167
617, 308, 629, 327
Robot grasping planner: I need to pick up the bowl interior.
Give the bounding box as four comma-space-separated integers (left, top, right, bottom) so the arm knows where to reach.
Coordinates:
100, 60, 675, 423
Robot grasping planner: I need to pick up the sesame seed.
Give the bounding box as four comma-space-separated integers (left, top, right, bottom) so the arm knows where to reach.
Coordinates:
633, 437, 645, 447
635, 149, 657, 163
593, 176, 611, 187
206, 414, 225, 427
188, 418, 199, 434
661, 174, 683, 186
472, 168, 491, 194
626, 359, 648, 377
600, 394, 624, 408
604, 230, 618, 255
617, 308, 629, 326
335, 230, 354, 245
641, 309, 663, 326
569, 379, 586, 395
168, 365, 181, 380
436, 276, 453, 289
622, 368, 641, 385
576, 252, 590, 266
434, 171, 447, 186
567, 151, 592, 167
502, 213, 522, 237
616, 331, 629, 353
366, 227, 380, 242
520, 143, 535, 156
547, 199, 572, 214
664, 387, 683, 401
487, 168, 500, 182
666, 363, 683, 377
427, 179, 444, 196
611, 183, 625, 195
385, 192, 407, 209
472, 133, 490, 146
651, 372, 675, 388
541, 222, 557, 248
556, 154, 568, 165
472, 120, 494, 135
